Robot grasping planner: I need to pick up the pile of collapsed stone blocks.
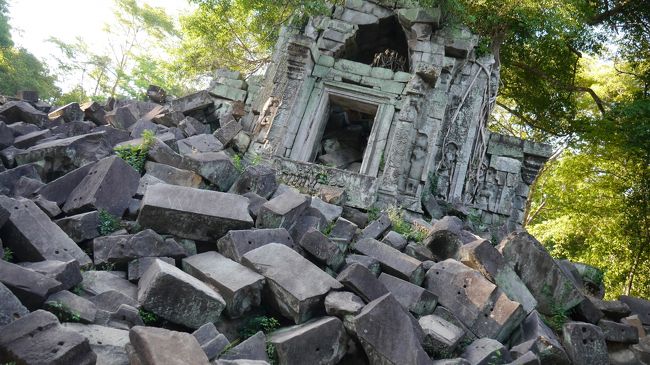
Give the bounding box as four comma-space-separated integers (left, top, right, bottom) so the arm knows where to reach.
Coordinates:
0, 83, 649, 365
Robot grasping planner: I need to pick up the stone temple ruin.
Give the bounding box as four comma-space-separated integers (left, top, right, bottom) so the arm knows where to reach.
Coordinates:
3, 1, 650, 365
236, 0, 552, 232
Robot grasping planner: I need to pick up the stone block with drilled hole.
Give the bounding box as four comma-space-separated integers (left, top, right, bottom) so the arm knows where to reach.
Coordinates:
0, 310, 96, 365
379, 272, 437, 316
217, 227, 296, 263
0, 282, 29, 326
62, 323, 130, 365
561, 322, 609, 365
93, 229, 186, 265
229, 165, 279, 199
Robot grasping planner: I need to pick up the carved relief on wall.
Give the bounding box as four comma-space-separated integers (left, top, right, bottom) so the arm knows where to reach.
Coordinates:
405, 132, 429, 196
435, 142, 459, 200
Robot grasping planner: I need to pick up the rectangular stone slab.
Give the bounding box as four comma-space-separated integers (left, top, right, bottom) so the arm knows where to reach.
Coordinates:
217, 228, 296, 262
353, 238, 424, 284
137, 184, 254, 241
0, 196, 92, 267
182, 251, 265, 318
138, 259, 226, 329
497, 232, 585, 316
241, 243, 343, 324
0, 310, 96, 365
63, 155, 141, 216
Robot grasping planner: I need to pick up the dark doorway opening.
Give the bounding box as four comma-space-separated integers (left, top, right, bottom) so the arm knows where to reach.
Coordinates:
314, 96, 378, 173
342, 16, 409, 72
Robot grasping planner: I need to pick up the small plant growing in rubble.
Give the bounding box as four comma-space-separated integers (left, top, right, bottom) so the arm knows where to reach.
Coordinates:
387, 206, 428, 243
233, 154, 245, 173
138, 308, 159, 325
239, 316, 280, 339
98, 209, 121, 236
2, 247, 13, 262
48, 301, 82, 323
114, 129, 155, 173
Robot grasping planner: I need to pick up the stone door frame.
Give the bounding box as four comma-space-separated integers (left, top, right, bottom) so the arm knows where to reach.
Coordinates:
288, 80, 396, 177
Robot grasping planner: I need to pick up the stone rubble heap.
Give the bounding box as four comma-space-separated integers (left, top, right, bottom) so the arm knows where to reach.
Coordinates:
0, 86, 648, 365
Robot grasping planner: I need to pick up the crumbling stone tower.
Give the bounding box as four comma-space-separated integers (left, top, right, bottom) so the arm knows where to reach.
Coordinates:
240, 0, 552, 232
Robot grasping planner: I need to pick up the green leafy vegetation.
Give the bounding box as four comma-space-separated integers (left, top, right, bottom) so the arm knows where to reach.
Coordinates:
387, 206, 429, 243
266, 343, 278, 365
114, 130, 155, 173
2, 247, 13, 262
233, 154, 245, 173
367, 206, 380, 222
321, 221, 335, 236
138, 308, 159, 325
98, 209, 122, 236
239, 316, 280, 339
48, 302, 82, 323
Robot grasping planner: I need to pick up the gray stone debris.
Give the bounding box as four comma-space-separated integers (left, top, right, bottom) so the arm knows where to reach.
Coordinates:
597, 319, 639, 344
561, 322, 609, 365
382, 230, 408, 251
256, 190, 310, 229
128, 256, 176, 282
177, 134, 224, 155
425, 259, 525, 342
0, 260, 63, 309
0, 282, 29, 326
0, 310, 96, 364
217, 227, 296, 262
137, 184, 253, 241
299, 228, 346, 270
509, 310, 570, 365
192, 322, 230, 361
129, 325, 210, 365
336, 262, 389, 303
229, 165, 278, 199
419, 314, 465, 356
80, 270, 138, 300
461, 338, 511, 365
144, 160, 203, 188
619, 295, 650, 326
360, 213, 392, 240
330, 216, 358, 245
268, 317, 348, 365
182, 251, 265, 318
220, 331, 268, 361
62, 155, 140, 216
137, 258, 226, 329
324, 291, 365, 317
354, 237, 424, 284
352, 293, 431, 365
45, 290, 97, 323
591, 297, 631, 321
498, 231, 585, 316
459, 238, 537, 314
379, 272, 437, 316
62, 322, 130, 365
344, 254, 381, 276
0, 195, 92, 266
241, 243, 343, 324
55, 211, 101, 243
19, 259, 82, 291
93, 229, 187, 265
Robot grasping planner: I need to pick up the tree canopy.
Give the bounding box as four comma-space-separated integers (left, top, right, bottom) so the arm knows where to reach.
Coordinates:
0, 0, 59, 100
